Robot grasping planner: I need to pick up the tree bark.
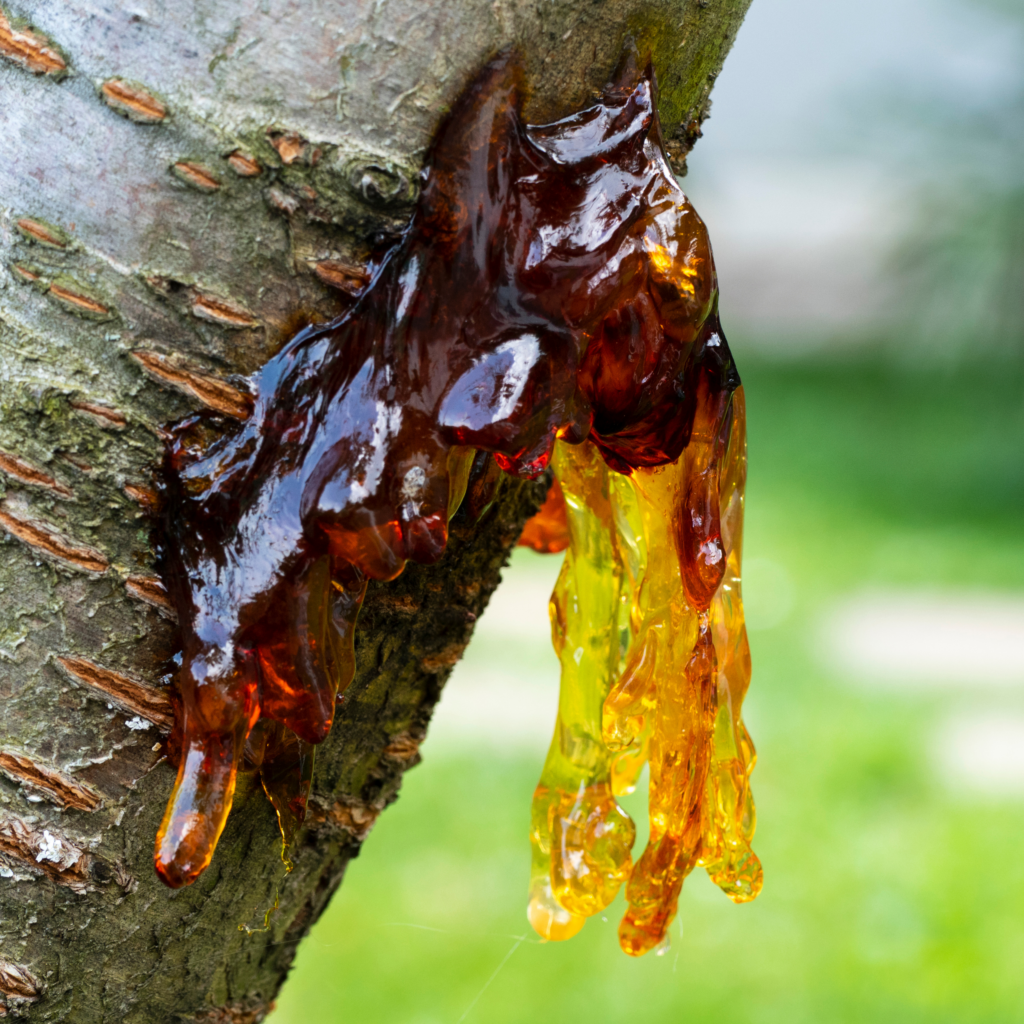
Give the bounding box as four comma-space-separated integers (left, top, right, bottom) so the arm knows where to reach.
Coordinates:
0, 1, 751, 1020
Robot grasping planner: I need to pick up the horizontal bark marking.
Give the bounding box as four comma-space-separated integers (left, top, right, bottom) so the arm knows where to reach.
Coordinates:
0, 506, 109, 573
11, 263, 41, 283
59, 452, 92, 473
173, 161, 221, 192
0, 814, 91, 890
194, 1002, 272, 1024
0, 7, 65, 75
191, 293, 258, 329
266, 186, 300, 216
0, 751, 102, 811
57, 656, 174, 731
374, 591, 422, 614
124, 482, 159, 509
381, 730, 422, 764
227, 151, 262, 177
313, 797, 381, 843
312, 259, 369, 296
131, 349, 252, 419
69, 400, 127, 429
100, 78, 167, 123
0, 451, 73, 497
0, 957, 41, 1004
419, 641, 467, 672
48, 282, 109, 316
124, 574, 176, 618
15, 217, 67, 248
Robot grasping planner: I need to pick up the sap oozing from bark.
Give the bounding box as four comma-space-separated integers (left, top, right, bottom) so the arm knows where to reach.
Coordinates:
155, 52, 758, 951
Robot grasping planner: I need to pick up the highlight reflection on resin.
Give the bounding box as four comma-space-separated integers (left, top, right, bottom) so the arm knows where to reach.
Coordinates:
154, 48, 760, 955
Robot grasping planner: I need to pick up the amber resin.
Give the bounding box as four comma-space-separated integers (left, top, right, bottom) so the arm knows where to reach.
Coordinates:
155, 47, 760, 954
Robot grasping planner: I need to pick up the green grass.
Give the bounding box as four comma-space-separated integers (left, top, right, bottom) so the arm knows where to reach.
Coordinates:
269, 352, 1024, 1024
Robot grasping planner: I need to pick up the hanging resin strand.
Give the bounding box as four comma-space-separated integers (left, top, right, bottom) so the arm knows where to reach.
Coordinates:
604, 452, 702, 956
603, 358, 754, 956
527, 440, 636, 941
698, 388, 762, 901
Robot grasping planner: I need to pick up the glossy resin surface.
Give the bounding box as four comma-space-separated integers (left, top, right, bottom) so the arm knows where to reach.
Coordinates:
155, 50, 758, 954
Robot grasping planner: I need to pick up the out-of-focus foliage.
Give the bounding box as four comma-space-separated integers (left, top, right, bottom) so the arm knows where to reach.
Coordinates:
891, 0, 1024, 359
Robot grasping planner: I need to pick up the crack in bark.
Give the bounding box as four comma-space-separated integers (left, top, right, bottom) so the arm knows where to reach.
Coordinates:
15, 218, 67, 249
48, 283, 110, 317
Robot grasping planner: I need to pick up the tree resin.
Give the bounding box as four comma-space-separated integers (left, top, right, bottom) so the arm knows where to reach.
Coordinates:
154, 48, 761, 956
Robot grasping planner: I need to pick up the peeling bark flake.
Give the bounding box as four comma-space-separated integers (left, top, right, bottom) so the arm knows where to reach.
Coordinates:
266, 186, 300, 216
100, 78, 167, 123
318, 797, 381, 843
0, 815, 92, 890
56, 656, 174, 731
123, 483, 158, 509
267, 130, 308, 165
131, 349, 252, 420
0, 505, 109, 573
193, 1002, 273, 1024
0, 751, 102, 811
0, 7, 65, 75
0, 958, 41, 1007
312, 259, 369, 296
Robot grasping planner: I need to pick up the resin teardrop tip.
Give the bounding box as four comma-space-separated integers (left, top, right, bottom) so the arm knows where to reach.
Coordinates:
527, 885, 586, 942
153, 846, 198, 890
618, 923, 662, 958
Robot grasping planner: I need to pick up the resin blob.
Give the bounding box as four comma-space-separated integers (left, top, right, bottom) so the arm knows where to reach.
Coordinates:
154, 49, 760, 954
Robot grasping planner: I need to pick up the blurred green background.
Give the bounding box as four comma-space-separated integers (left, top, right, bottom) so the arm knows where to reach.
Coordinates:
269, 0, 1024, 1020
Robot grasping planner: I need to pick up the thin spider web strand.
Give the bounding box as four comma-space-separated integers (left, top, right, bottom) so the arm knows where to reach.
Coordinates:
455, 935, 525, 1024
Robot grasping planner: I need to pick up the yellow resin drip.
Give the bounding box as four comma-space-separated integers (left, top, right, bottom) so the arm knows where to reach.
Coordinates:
528, 441, 637, 941
527, 390, 761, 955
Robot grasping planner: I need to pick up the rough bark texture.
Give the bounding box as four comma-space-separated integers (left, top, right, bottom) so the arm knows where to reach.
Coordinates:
0, 1, 751, 1020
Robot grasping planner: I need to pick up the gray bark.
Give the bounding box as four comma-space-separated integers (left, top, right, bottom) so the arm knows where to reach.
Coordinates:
0, 1, 751, 1020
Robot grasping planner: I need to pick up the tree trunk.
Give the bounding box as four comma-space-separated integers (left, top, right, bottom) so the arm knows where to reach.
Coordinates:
0, 1, 751, 1020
